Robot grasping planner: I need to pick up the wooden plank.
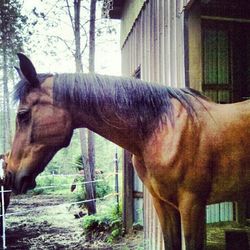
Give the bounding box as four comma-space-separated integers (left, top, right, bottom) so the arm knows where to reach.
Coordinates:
122, 150, 134, 233
133, 191, 143, 198
187, 1, 203, 90
236, 201, 248, 226
203, 84, 232, 91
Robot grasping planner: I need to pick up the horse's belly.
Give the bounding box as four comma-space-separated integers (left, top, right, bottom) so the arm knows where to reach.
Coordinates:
208, 174, 250, 204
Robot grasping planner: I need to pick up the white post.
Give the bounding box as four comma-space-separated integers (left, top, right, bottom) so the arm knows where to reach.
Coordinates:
0, 159, 6, 249
114, 147, 119, 212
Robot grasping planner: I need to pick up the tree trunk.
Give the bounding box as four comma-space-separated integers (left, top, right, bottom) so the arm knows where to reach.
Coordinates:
2, 52, 6, 153
80, 128, 96, 215
74, 0, 83, 73
2, 46, 12, 151
89, 0, 96, 73
88, 0, 97, 202
73, 0, 96, 215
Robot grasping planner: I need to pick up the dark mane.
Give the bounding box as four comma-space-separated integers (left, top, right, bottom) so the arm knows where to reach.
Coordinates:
53, 73, 205, 137
13, 74, 52, 102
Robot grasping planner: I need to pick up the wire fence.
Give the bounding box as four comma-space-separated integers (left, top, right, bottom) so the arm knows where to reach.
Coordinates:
1, 171, 119, 194
0, 170, 121, 249
3, 191, 119, 218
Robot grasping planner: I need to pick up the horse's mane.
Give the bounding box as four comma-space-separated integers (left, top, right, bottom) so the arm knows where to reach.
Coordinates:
53, 73, 206, 136
13, 73, 206, 137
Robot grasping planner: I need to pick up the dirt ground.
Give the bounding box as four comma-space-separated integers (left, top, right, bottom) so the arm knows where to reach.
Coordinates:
3, 194, 144, 250
2, 194, 249, 250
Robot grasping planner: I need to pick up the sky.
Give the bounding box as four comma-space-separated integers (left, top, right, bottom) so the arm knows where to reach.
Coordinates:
21, 0, 121, 76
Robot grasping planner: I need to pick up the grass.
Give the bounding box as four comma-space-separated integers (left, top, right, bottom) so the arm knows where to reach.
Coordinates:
206, 221, 250, 250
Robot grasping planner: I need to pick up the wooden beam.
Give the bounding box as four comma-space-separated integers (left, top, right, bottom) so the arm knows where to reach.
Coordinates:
202, 15, 250, 23
236, 201, 247, 226
122, 150, 134, 233
186, 1, 203, 91
133, 191, 143, 199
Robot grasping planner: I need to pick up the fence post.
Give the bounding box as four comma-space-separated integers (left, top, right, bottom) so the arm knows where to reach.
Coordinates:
0, 159, 6, 249
114, 147, 119, 212
52, 171, 55, 192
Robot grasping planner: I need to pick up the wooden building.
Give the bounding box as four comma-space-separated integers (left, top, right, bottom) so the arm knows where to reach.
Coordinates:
108, 0, 250, 249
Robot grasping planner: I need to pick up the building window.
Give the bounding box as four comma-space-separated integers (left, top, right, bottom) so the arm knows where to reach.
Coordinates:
202, 21, 231, 103
202, 20, 250, 103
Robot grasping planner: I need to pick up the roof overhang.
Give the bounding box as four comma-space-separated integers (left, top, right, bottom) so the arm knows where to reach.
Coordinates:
106, 0, 125, 19
103, 0, 198, 47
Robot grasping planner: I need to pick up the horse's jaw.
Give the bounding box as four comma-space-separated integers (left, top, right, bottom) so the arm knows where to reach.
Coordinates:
11, 171, 37, 194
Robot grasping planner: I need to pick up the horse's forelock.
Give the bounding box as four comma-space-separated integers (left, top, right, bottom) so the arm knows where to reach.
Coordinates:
13, 73, 52, 103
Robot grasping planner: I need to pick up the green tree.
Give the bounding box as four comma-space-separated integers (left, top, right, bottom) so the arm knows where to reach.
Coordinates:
0, 0, 28, 152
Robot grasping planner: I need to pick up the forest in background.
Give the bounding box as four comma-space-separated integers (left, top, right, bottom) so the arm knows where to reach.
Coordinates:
0, 0, 122, 178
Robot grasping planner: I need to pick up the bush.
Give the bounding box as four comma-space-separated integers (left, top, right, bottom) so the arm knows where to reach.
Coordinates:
30, 175, 55, 195
30, 174, 75, 195
75, 176, 112, 206
82, 205, 123, 243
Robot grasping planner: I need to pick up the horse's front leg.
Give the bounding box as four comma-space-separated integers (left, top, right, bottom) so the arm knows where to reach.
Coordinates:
132, 156, 182, 249
178, 192, 206, 250
152, 197, 182, 250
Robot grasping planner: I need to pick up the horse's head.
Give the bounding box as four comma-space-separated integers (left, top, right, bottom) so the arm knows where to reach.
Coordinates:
7, 54, 73, 194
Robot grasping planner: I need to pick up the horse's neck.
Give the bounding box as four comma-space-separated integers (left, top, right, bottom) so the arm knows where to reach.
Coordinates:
71, 105, 142, 155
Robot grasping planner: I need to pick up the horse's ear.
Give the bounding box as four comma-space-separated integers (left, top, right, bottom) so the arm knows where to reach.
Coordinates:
17, 53, 40, 86
14, 66, 25, 80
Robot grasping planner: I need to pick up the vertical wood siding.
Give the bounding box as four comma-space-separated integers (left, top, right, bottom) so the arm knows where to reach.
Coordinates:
121, 1, 187, 249
133, 171, 143, 224
120, 1, 240, 249
121, 0, 186, 87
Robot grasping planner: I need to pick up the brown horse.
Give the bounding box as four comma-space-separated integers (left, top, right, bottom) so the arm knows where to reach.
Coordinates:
6, 53, 250, 250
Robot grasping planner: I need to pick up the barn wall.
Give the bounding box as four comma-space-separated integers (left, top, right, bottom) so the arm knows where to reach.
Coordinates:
119, 1, 249, 249
121, 0, 186, 86
121, 1, 189, 249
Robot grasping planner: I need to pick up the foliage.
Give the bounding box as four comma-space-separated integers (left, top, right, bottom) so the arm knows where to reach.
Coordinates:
75, 177, 112, 203
0, 0, 121, 174
0, 0, 29, 54
30, 174, 75, 195
27, 133, 121, 199
82, 204, 123, 243
73, 152, 112, 205
96, 179, 112, 198
42, 132, 122, 176
0, 0, 29, 152
42, 131, 82, 175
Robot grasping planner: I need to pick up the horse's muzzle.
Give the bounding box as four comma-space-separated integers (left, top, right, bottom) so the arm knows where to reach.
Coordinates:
5, 171, 36, 194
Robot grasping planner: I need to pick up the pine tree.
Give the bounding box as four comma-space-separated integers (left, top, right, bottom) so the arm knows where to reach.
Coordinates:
0, 0, 28, 152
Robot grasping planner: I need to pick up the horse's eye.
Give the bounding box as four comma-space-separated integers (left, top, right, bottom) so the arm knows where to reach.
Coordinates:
17, 110, 30, 123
